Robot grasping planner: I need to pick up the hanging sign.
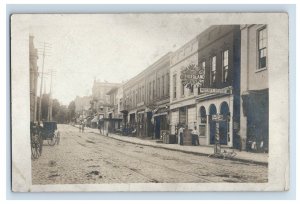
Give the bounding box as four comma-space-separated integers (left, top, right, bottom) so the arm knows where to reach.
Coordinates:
212, 114, 226, 121
180, 64, 205, 88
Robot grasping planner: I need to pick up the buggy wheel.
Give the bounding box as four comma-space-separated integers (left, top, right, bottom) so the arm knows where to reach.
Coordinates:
48, 139, 56, 146
48, 137, 56, 146
31, 135, 41, 159
39, 134, 43, 155
56, 132, 60, 145
31, 143, 39, 159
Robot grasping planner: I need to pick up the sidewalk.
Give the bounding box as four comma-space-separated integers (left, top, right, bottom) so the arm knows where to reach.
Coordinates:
73, 125, 268, 166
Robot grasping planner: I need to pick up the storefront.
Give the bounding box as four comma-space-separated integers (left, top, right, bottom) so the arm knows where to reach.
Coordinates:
241, 89, 269, 152
107, 118, 122, 133
153, 107, 169, 139
196, 93, 235, 147
129, 112, 136, 127
145, 111, 154, 137
170, 103, 197, 146
137, 110, 145, 137
120, 110, 128, 128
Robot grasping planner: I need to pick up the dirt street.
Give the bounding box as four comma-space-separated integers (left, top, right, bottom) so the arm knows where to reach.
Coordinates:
31, 124, 268, 184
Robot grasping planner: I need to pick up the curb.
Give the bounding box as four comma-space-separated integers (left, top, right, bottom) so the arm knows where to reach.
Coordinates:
71, 125, 268, 166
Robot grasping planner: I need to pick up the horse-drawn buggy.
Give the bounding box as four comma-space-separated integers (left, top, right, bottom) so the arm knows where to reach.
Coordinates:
41, 121, 60, 146
30, 121, 60, 160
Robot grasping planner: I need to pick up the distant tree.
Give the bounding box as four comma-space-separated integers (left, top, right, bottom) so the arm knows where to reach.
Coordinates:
52, 99, 61, 119
54, 105, 68, 124
67, 101, 76, 122
42, 94, 50, 120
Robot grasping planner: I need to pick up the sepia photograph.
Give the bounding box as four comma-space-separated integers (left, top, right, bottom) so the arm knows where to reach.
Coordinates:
10, 13, 289, 192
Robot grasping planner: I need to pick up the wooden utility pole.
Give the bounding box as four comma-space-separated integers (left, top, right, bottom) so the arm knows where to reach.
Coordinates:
47, 69, 56, 121
37, 41, 51, 122
38, 42, 46, 122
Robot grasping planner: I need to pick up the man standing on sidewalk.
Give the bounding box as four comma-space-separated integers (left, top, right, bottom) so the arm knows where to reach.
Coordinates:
178, 125, 184, 145
192, 126, 200, 146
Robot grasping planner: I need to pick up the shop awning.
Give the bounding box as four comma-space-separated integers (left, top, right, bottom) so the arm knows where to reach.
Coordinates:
99, 118, 122, 121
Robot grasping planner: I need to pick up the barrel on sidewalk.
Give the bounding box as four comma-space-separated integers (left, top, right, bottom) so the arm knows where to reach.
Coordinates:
161, 130, 176, 144
182, 128, 193, 146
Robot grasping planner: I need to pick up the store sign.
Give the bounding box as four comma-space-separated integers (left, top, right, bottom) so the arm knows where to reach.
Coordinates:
137, 101, 144, 107
199, 86, 233, 94
200, 116, 207, 123
180, 64, 205, 88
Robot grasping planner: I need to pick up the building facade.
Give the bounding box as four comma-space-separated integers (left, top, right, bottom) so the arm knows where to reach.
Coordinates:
106, 85, 123, 132
240, 24, 269, 152
121, 53, 171, 138
169, 36, 199, 144
170, 25, 241, 147
91, 80, 120, 118
29, 35, 39, 122
74, 95, 92, 116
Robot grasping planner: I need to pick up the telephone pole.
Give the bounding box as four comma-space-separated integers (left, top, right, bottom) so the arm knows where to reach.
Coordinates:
38, 42, 46, 122
47, 69, 56, 121
37, 42, 51, 122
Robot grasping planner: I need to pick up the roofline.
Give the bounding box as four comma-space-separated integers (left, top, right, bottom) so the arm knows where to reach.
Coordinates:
123, 52, 172, 87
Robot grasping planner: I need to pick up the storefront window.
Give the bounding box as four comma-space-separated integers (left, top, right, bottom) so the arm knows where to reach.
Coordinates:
200, 106, 207, 124
179, 107, 187, 125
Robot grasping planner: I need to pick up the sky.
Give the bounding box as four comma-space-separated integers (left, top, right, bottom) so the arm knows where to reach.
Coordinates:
30, 14, 210, 105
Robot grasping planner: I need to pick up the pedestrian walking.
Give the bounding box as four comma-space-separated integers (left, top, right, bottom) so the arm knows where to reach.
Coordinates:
79, 121, 82, 132
98, 120, 102, 135
81, 122, 85, 133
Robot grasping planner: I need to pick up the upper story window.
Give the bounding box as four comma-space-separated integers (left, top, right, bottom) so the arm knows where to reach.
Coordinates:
258, 27, 267, 69
149, 82, 152, 101
181, 82, 185, 96
157, 78, 160, 98
173, 74, 177, 99
198, 60, 205, 94
211, 56, 216, 85
166, 73, 170, 96
135, 90, 138, 106
190, 85, 194, 95
152, 80, 155, 99
222, 50, 229, 82
142, 86, 144, 102
162, 75, 165, 96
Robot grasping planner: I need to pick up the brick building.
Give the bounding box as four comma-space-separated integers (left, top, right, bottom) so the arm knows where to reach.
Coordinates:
121, 53, 171, 138
74, 95, 92, 116
170, 25, 241, 147
240, 24, 269, 152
